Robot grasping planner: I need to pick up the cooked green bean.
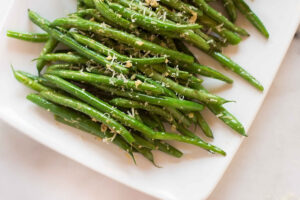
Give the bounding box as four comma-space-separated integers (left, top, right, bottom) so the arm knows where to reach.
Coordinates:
51, 17, 195, 64
150, 114, 166, 132
138, 65, 229, 105
6, 31, 50, 42
37, 38, 59, 74
233, 0, 269, 38
27, 93, 135, 158
93, 0, 137, 31
38, 53, 88, 64
192, 0, 248, 35
211, 52, 264, 91
135, 74, 177, 98
221, 0, 237, 22
194, 84, 246, 136
108, 2, 201, 32
70, 32, 167, 65
28, 10, 129, 74
110, 98, 175, 123
13, 69, 51, 92
47, 70, 165, 94
175, 123, 199, 138
159, 0, 203, 17
164, 107, 191, 127
39, 89, 135, 143
152, 64, 203, 84
93, 84, 204, 111
198, 15, 241, 45
195, 112, 213, 138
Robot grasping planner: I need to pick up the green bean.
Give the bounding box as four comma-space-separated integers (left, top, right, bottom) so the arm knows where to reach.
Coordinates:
46, 64, 77, 71
39, 89, 135, 143
138, 65, 229, 105
82, 0, 95, 7
47, 69, 165, 94
132, 134, 157, 150
110, 98, 175, 123
164, 107, 191, 127
37, 38, 59, 74
133, 146, 158, 166
152, 64, 203, 84
70, 32, 167, 65
93, 0, 137, 31
159, 0, 203, 17
28, 10, 129, 74
108, 2, 201, 32
51, 17, 194, 64
17, 70, 57, 89
152, 140, 182, 158
135, 74, 177, 98
38, 53, 88, 64
13, 69, 51, 92
195, 112, 213, 138
139, 113, 160, 129
42, 63, 225, 154
26, 93, 135, 158
192, 0, 248, 36
6, 31, 50, 42
150, 114, 166, 132
233, 0, 269, 38
110, 0, 210, 51
211, 52, 264, 91
198, 15, 241, 45
41, 74, 169, 140
167, 42, 233, 83
93, 84, 204, 111
193, 84, 246, 136
175, 123, 199, 138
221, 0, 237, 22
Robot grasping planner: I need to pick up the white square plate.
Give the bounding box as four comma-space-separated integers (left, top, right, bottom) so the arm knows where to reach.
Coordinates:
0, 0, 299, 199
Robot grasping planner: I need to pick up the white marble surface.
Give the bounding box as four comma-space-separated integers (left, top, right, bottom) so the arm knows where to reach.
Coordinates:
0, 1, 300, 199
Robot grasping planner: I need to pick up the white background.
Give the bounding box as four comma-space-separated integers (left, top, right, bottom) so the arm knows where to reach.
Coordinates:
0, 1, 299, 200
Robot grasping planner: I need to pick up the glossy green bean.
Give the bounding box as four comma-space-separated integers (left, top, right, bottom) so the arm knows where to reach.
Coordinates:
27, 93, 135, 158
221, 0, 237, 22
28, 10, 129, 74
138, 65, 229, 105
37, 38, 59, 74
194, 84, 246, 136
13, 69, 51, 92
70, 32, 166, 65
211, 52, 264, 91
108, 2, 201, 32
110, 98, 175, 123
159, 0, 203, 17
164, 107, 191, 127
51, 17, 195, 64
39, 89, 135, 143
39, 53, 88, 64
93, 0, 137, 31
233, 0, 269, 38
175, 123, 199, 138
6, 31, 49, 42
152, 64, 203, 84
93, 84, 204, 111
195, 112, 213, 138
135, 74, 177, 98
42, 74, 172, 142
193, 0, 248, 35
198, 15, 241, 45
47, 70, 165, 95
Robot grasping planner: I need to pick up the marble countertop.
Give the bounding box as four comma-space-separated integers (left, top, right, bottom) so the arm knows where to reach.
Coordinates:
0, 1, 299, 199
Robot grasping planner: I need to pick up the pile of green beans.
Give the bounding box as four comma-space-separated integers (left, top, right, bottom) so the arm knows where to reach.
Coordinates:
7, 0, 269, 165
